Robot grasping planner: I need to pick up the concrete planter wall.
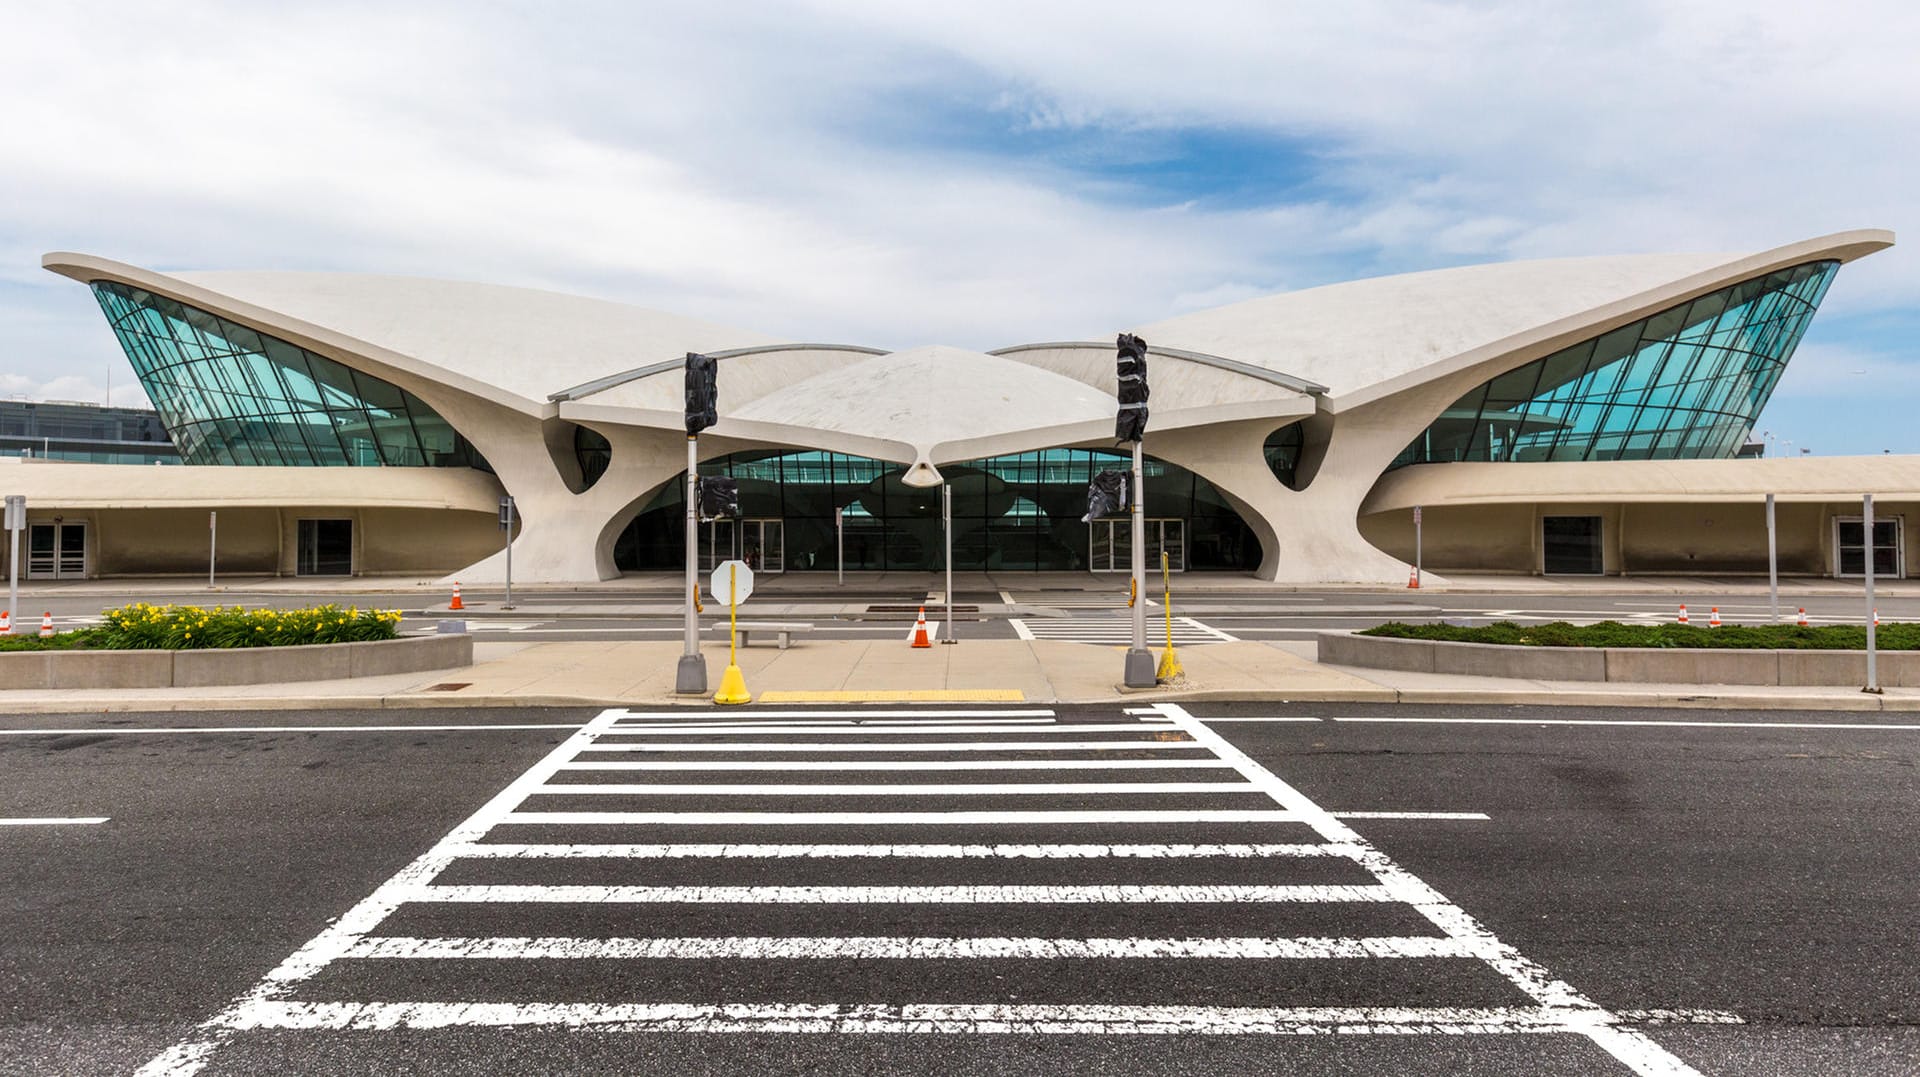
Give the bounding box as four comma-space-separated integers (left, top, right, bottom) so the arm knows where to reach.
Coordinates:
1318, 631, 1920, 687
0, 633, 471, 690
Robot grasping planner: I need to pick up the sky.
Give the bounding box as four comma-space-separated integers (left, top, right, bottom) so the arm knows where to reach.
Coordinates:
0, 0, 1915, 454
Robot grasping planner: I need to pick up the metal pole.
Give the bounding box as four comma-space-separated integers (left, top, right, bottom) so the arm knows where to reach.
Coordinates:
1864, 493, 1880, 693
942, 484, 956, 645
1765, 493, 1778, 623
1124, 440, 1154, 686
836, 507, 844, 586
1415, 505, 1423, 587
503, 497, 514, 611
6, 496, 20, 623
675, 437, 706, 694
208, 510, 216, 589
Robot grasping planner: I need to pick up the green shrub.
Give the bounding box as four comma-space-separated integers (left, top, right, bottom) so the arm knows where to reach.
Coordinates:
1359, 620, 1920, 650
0, 603, 403, 651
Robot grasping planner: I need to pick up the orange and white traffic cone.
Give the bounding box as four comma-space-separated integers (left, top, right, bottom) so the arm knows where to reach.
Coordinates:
449, 581, 464, 611
0, 610, 10, 636
39, 612, 54, 638
1709, 607, 1721, 628
1407, 565, 1419, 589
1797, 608, 1809, 627
1677, 604, 1689, 625
910, 607, 932, 649
1874, 608, 1881, 627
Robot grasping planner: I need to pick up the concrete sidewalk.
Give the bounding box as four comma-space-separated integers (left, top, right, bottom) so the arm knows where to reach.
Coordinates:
3, 637, 1919, 714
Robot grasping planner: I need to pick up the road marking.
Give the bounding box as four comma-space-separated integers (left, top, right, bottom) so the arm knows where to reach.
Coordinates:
1179, 616, 1239, 642
0, 724, 582, 736
595, 722, 1176, 737
756, 690, 1030, 703
1010, 617, 1237, 645
610, 717, 1059, 728
576, 740, 1206, 753
614, 709, 1055, 720
217, 1000, 1700, 1035
1008, 618, 1036, 641
442, 841, 1361, 859
499, 809, 1306, 826
997, 590, 1016, 606
343, 935, 1477, 960
407, 883, 1395, 904
1194, 717, 1325, 723
0, 817, 109, 825
1335, 717, 1920, 731
529, 781, 1255, 796
556, 759, 1241, 772
1331, 812, 1490, 821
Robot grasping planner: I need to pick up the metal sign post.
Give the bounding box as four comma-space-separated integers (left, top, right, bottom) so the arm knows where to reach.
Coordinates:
208, 511, 217, 589
4, 495, 23, 623
942, 484, 957, 645
836, 506, 844, 586
1413, 505, 1424, 588
678, 436, 705, 694
1765, 493, 1778, 623
1127, 438, 1151, 680
1864, 493, 1881, 694
711, 559, 754, 705
499, 496, 516, 610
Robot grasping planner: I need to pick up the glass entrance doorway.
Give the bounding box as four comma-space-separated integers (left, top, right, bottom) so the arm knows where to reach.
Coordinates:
702, 518, 784, 573
26, 521, 87, 579
297, 518, 354, 576
1089, 518, 1185, 573
1835, 516, 1902, 577
1542, 515, 1603, 575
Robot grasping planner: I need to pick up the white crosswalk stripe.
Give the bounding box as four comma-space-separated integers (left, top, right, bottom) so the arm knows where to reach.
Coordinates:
1010, 615, 1236, 644
136, 704, 1710, 1077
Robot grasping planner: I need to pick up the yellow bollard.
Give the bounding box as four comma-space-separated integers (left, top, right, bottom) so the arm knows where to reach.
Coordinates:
713, 563, 751, 705
1155, 550, 1183, 682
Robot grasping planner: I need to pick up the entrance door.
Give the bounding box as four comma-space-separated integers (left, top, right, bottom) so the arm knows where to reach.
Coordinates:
1835, 516, 1902, 577
702, 518, 784, 573
26, 521, 87, 579
297, 518, 354, 576
1542, 515, 1604, 575
1089, 519, 1186, 572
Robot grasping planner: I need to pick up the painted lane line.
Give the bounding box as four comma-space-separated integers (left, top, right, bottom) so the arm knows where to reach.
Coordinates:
499, 809, 1306, 826
0, 817, 109, 825
342, 935, 1478, 961
529, 781, 1257, 797
1334, 717, 1920, 731
1178, 616, 1239, 642
609, 718, 1060, 729
0, 724, 583, 736
406, 883, 1396, 904
576, 740, 1205, 753
220, 1001, 1660, 1036
443, 841, 1362, 860
1612, 1009, 1744, 1025
555, 758, 1241, 772
594, 723, 1176, 737
610, 709, 1057, 720
1332, 812, 1490, 821
1154, 702, 1701, 1077
1197, 717, 1325, 723
132, 707, 634, 1077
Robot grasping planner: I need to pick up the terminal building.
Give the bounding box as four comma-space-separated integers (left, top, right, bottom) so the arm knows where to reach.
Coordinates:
1, 229, 1911, 584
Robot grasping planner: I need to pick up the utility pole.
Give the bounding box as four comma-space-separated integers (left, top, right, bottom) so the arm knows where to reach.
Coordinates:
1116, 333, 1154, 688
942, 483, 957, 645
1864, 493, 1880, 694
677, 354, 718, 695
499, 496, 516, 610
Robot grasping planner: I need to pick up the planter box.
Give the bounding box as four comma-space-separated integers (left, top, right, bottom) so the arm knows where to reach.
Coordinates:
0, 633, 471, 690
1318, 631, 1920, 687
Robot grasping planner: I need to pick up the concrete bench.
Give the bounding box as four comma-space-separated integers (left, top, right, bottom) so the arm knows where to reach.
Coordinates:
713, 621, 814, 650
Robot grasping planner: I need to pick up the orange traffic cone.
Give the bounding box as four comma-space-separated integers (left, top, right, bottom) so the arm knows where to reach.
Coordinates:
1709, 607, 1721, 628
1407, 565, 1419, 589
1797, 607, 1809, 627
39, 611, 54, 638
1874, 608, 1881, 627
449, 581, 464, 611
1677, 604, 1689, 625
910, 607, 932, 648
0, 610, 10, 636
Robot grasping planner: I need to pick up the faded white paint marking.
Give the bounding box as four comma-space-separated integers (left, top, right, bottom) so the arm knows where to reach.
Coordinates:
444, 841, 1360, 860
499, 809, 1305, 826
1178, 616, 1239, 642
576, 739, 1204, 753
1198, 717, 1325, 723
0, 817, 108, 825
595, 722, 1175, 737
530, 781, 1254, 797
1335, 717, 1920, 731
610, 718, 1058, 729
1612, 1009, 1744, 1025
1331, 812, 1491, 821
343, 935, 1476, 960
0, 724, 582, 736
407, 883, 1395, 904
556, 758, 1239, 772
219, 1000, 1637, 1035
997, 590, 1016, 606
610, 709, 1057, 721
1007, 618, 1036, 641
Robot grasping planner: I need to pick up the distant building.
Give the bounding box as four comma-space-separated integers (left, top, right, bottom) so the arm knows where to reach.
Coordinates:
0, 398, 178, 465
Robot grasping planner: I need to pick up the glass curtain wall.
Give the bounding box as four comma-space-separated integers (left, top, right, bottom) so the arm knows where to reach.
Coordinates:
89, 281, 488, 469
1392, 261, 1838, 467
615, 448, 1261, 572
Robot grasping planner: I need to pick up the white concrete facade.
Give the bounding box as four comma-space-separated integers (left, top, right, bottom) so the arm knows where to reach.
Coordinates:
35, 228, 1895, 584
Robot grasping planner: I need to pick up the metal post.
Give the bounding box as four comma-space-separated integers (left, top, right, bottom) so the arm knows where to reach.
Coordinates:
1414, 505, 1423, 587
942, 484, 956, 645
1124, 440, 1154, 686
1765, 493, 1778, 624
1864, 493, 1880, 693
675, 437, 707, 694
836, 507, 844, 586
5, 495, 22, 623
208, 510, 216, 589
502, 496, 515, 611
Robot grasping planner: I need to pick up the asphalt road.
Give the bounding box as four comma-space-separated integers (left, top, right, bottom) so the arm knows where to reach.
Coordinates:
3, 702, 1917, 1075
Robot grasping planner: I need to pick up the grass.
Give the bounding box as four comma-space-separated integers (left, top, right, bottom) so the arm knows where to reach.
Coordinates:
0, 602, 404, 652
1358, 620, 1920, 650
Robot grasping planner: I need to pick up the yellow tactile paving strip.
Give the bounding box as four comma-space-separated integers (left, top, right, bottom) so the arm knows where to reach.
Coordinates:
756, 689, 1026, 703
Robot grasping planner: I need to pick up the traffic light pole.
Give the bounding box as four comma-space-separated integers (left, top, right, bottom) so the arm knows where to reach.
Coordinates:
676, 435, 707, 694
1124, 439, 1154, 687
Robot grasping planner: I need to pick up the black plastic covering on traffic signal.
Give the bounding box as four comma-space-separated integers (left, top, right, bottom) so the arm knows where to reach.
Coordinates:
698, 476, 739, 520
1081, 469, 1130, 522
1115, 332, 1149, 442
684, 351, 718, 436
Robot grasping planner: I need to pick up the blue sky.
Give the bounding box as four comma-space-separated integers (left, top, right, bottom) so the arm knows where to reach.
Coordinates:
0, 0, 1914, 454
